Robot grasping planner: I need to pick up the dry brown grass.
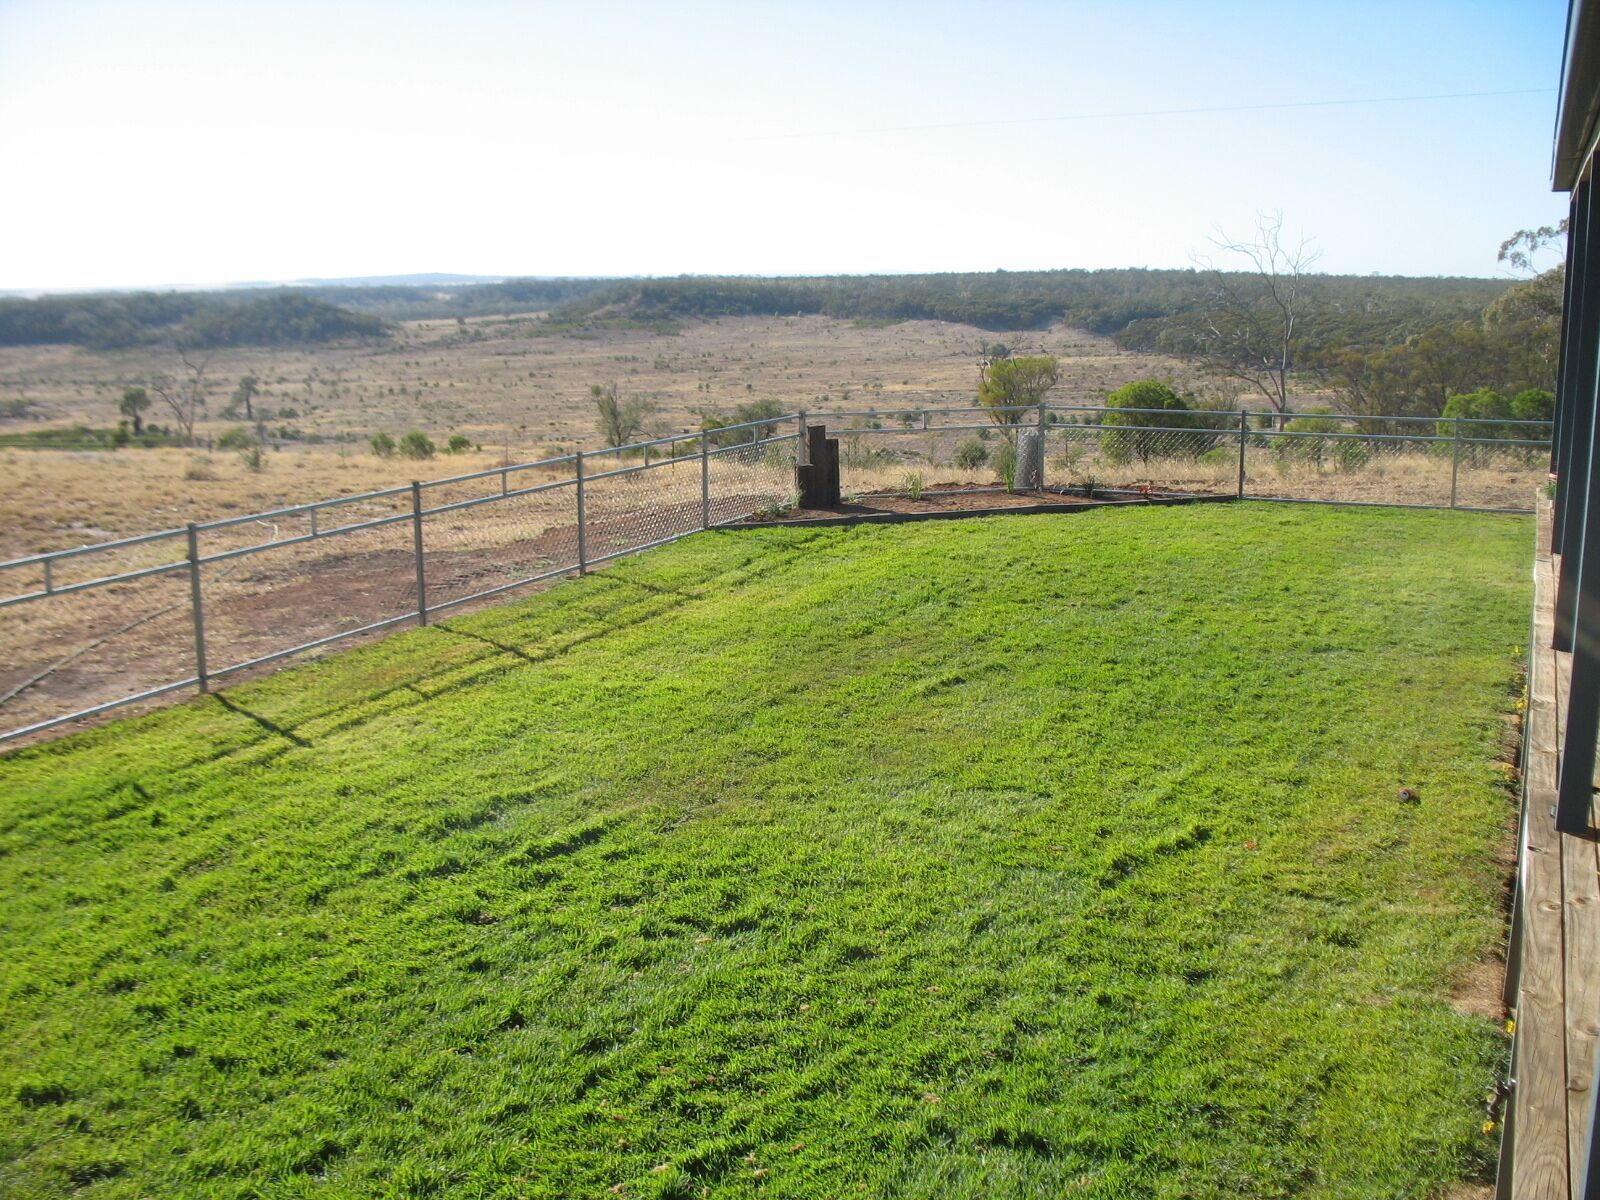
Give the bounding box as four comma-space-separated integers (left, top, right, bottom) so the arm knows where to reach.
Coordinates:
0, 314, 1226, 555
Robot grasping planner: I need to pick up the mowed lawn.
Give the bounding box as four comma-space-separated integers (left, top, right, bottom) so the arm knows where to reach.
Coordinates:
0, 504, 1531, 1199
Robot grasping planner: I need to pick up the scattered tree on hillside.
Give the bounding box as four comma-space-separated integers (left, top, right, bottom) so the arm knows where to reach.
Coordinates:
230, 374, 260, 421
591, 382, 656, 447
976, 354, 1059, 424
118, 385, 150, 435
1192, 213, 1319, 425
144, 348, 213, 444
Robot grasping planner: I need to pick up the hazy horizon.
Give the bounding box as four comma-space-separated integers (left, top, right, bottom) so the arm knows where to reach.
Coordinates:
0, 0, 1572, 292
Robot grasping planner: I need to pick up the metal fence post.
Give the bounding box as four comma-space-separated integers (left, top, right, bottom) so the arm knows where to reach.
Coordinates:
700, 434, 711, 529
1237, 410, 1249, 499
1450, 420, 1463, 509
185, 523, 209, 694
410, 481, 428, 626
575, 451, 588, 575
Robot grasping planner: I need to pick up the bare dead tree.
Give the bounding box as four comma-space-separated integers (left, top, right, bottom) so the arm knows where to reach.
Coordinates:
1192, 213, 1320, 424
146, 346, 214, 445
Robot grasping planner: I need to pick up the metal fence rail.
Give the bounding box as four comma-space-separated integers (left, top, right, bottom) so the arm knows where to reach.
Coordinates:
0, 404, 1550, 745
0, 422, 800, 744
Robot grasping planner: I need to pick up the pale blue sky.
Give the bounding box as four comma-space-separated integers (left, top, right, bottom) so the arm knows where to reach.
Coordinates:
0, 0, 1573, 290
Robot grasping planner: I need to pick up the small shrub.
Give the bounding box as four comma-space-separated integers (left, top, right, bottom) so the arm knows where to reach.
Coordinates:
1334, 440, 1370, 472
902, 471, 925, 500
184, 455, 217, 481
217, 427, 255, 451
370, 432, 397, 458
994, 441, 1018, 492
447, 435, 472, 454
399, 431, 436, 461
954, 438, 989, 469
239, 445, 264, 472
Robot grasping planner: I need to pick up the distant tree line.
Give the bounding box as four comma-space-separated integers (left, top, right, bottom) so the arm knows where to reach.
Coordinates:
0, 291, 384, 349
544, 270, 1512, 346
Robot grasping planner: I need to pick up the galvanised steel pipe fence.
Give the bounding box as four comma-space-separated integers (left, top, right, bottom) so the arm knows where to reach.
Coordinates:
0, 415, 802, 745
0, 404, 1550, 745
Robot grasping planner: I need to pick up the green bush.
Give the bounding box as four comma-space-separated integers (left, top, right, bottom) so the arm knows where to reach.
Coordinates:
1335, 440, 1370, 472
399, 431, 435, 460
994, 441, 1018, 491
447, 434, 472, 454
217, 427, 255, 451
370, 432, 397, 458
1100, 380, 1215, 465
954, 438, 989, 469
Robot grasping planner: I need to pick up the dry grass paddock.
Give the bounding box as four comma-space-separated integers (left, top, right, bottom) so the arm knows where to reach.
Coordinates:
0, 314, 1225, 557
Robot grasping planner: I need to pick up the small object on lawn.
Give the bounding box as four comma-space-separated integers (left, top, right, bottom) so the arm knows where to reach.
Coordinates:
1398, 787, 1420, 804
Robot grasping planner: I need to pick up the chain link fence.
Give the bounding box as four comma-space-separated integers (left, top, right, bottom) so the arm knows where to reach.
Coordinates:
826, 404, 1551, 513
0, 404, 1547, 744
0, 418, 800, 744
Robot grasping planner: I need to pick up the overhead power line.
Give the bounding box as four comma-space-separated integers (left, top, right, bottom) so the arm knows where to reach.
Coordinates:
753, 87, 1556, 142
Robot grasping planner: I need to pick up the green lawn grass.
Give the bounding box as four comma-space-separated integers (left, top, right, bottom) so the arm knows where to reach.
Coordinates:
0, 504, 1530, 1199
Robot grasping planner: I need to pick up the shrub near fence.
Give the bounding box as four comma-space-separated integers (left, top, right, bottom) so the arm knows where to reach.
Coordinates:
0, 405, 1549, 745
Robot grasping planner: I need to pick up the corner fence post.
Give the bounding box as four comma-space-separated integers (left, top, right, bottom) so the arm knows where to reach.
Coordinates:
1450, 420, 1463, 509
700, 433, 710, 529
1236, 410, 1248, 499
411, 481, 428, 626
186, 523, 208, 695
796, 411, 809, 463
575, 451, 588, 575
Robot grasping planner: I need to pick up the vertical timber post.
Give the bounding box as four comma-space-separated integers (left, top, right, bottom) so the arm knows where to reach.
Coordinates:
410, 481, 428, 626
186, 523, 208, 694
1450, 420, 1462, 509
575, 451, 588, 575
700, 433, 710, 530
1237, 410, 1248, 499
796, 411, 808, 463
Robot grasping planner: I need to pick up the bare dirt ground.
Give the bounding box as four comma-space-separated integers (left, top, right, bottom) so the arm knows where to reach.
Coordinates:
0, 314, 1213, 557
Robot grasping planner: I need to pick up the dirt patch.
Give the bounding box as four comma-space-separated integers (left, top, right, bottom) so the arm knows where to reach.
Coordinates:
1449, 958, 1507, 1022
745, 485, 1198, 524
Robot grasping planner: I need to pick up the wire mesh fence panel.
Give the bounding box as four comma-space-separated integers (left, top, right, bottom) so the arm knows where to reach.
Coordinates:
834, 423, 1017, 494
583, 452, 704, 562
708, 434, 800, 522
1048, 421, 1239, 495
422, 480, 581, 612
199, 516, 421, 679
0, 555, 196, 738
1452, 439, 1551, 512
1243, 431, 1454, 507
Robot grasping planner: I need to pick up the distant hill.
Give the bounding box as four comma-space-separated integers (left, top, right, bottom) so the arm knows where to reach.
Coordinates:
545, 270, 1515, 352
0, 269, 1517, 355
